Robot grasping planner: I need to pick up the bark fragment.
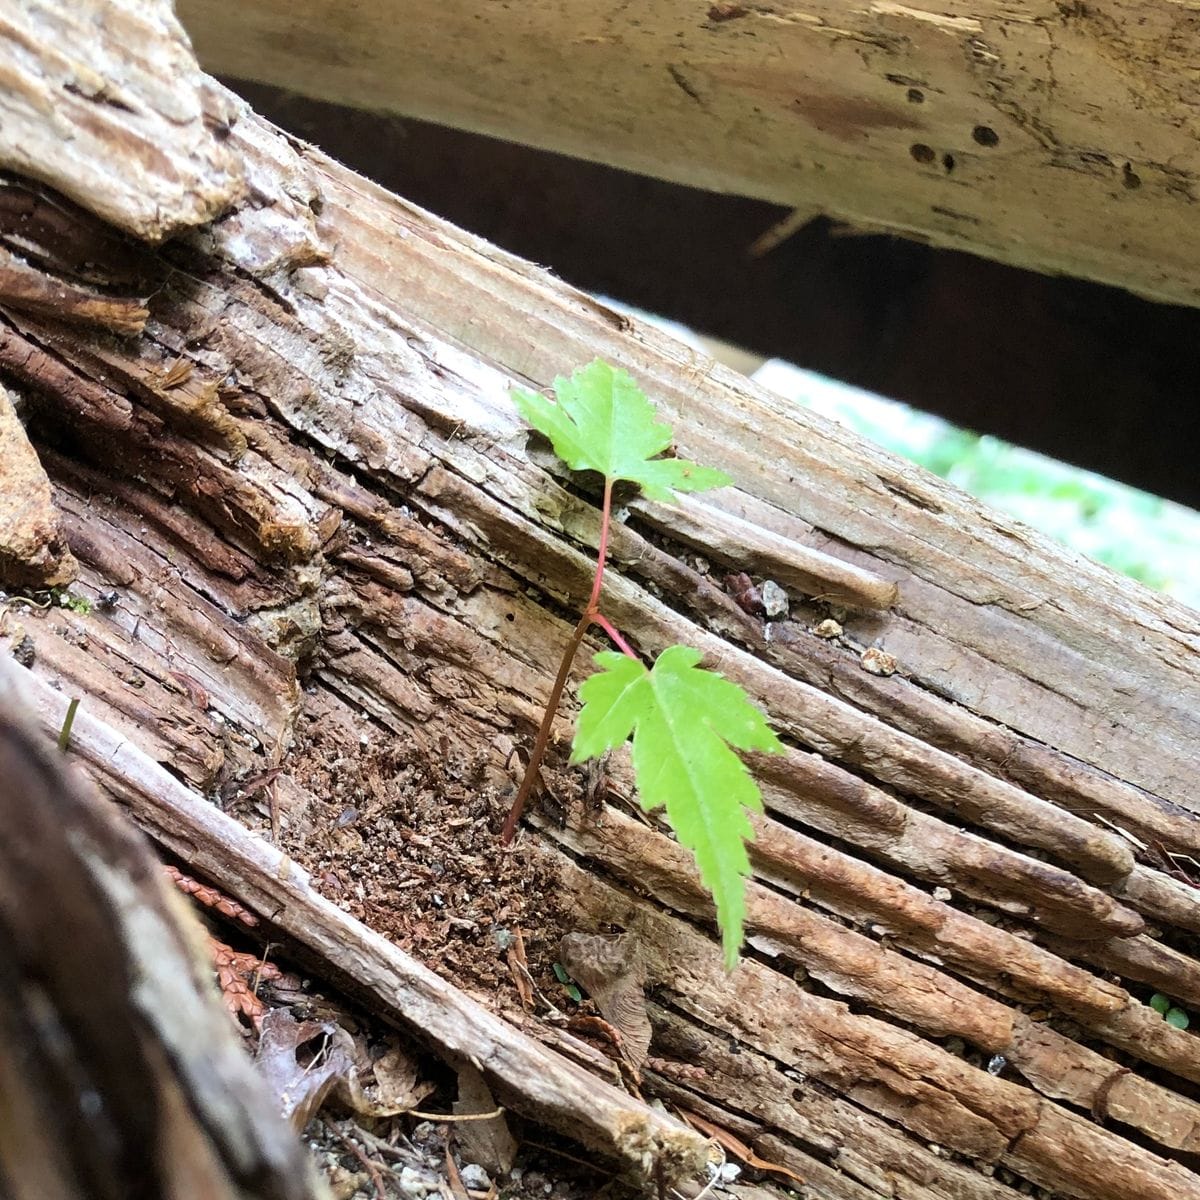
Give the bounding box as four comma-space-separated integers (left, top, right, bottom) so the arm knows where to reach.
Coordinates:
0, 383, 75, 586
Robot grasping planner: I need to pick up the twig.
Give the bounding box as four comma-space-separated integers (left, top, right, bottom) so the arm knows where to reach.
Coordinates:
407, 1107, 505, 1122
445, 1142, 470, 1200
334, 1124, 388, 1200
251, 941, 277, 997
342, 1120, 417, 1165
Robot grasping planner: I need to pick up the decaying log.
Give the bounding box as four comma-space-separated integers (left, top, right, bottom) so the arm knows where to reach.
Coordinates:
4, 663, 708, 1188
175, 0, 1200, 308
1, 7, 1200, 1199
0, 2, 242, 239
0, 663, 323, 1200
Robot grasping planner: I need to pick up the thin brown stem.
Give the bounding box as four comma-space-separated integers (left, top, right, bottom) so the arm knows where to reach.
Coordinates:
500, 475, 638, 843
500, 608, 593, 844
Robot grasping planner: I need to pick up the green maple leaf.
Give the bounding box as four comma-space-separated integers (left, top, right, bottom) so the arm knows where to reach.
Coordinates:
571, 645, 784, 967
512, 359, 731, 501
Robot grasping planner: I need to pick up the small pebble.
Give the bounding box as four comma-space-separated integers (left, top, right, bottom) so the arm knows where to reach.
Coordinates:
718, 1162, 742, 1183
814, 618, 842, 639
11, 634, 34, 667
397, 1165, 439, 1197
933, 886, 952, 902
987, 1054, 1008, 1076
861, 646, 898, 676
459, 1164, 491, 1190
760, 579, 789, 618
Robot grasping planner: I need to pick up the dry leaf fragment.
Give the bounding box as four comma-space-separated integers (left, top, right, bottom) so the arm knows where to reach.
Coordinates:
453, 1062, 517, 1175
559, 931, 652, 1068
356, 1042, 435, 1116
256, 1009, 356, 1130
678, 1109, 805, 1188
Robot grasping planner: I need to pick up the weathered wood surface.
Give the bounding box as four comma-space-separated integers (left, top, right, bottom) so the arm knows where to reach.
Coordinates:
175, 0, 1200, 307
3, 663, 709, 1187
1, 6, 1200, 1198
0, 663, 325, 1200
0, 0, 242, 239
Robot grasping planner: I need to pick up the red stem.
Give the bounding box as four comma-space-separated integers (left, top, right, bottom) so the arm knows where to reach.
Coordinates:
500, 476, 637, 844
590, 612, 637, 659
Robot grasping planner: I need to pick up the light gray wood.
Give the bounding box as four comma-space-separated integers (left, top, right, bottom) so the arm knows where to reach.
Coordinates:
0, 12, 1199, 1197
174, 0, 1200, 307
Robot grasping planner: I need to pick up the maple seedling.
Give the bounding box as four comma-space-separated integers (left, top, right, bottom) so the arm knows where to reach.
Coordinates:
501, 359, 783, 967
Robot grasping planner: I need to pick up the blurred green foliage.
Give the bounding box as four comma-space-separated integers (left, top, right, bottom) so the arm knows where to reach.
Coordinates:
871, 426, 1179, 592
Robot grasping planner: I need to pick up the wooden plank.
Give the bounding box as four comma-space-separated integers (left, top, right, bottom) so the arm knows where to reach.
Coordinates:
175, 0, 1200, 306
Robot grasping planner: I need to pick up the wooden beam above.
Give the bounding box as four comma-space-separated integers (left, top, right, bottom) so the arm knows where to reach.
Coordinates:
176, 1, 1200, 307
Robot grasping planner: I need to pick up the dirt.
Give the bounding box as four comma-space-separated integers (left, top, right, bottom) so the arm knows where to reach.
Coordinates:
180, 777, 622, 1200
273, 708, 582, 1011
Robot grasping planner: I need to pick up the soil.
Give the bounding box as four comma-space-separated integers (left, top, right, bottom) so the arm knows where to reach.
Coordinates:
204, 702, 645, 1197
275, 709, 578, 1006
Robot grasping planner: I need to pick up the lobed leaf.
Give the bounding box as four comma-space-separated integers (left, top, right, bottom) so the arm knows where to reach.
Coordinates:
572, 645, 783, 967
512, 359, 731, 501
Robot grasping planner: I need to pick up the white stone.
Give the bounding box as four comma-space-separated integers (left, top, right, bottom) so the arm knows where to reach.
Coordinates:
760, 579, 789, 618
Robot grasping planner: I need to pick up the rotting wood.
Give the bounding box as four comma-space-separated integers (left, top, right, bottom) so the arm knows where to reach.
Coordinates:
538, 803, 1200, 1088
175, 0, 1200, 308
545, 852, 1200, 1200
0, 384, 75, 586
414, 459, 1140, 889
627, 492, 898, 612
0, 18, 1199, 1199
8, 663, 709, 1189
0, 662, 324, 1200
0, 3, 243, 238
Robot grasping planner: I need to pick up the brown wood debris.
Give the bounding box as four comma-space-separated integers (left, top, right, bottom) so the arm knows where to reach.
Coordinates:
0, 37, 1198, 1200
0, 384, 76, 587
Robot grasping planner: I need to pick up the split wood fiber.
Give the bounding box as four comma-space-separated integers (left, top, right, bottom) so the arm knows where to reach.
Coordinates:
0, 12, 1198, 1198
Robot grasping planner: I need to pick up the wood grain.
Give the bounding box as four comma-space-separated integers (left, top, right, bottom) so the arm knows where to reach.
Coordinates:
175, 0, 1200, 306
0, 20, 1198, 1196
